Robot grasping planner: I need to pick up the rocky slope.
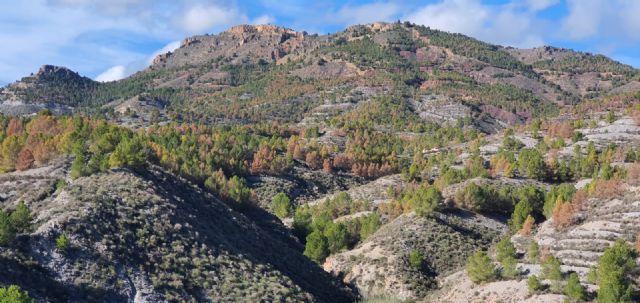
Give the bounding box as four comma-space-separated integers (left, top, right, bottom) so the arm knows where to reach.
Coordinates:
0, 159, 354, 302
2, 22, 638, 131
324, 211, 502, 301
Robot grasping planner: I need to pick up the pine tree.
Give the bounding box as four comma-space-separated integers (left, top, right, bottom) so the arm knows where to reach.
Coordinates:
324, 223, 347, 253
0, 285, 35, 303
527, 240, 540, 263
0, 210, 15, 246
527, 275, 542, 294
466, 251, 497, 283
564, 272, 585, 301
408, 250, 423, 269
509, 199, 533, 232
496, 237, 516, 263
500, 256, 519, 279
304, 230, 329, 263
541, 256, 563, 292
271, 192, 293, 219
596, 239, 636, 303
9, 201, 31, 233
519, 215, 535, 236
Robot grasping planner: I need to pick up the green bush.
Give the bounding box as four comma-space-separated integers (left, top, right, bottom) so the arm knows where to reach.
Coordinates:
495, 237, 516, 263
596, 239, 636, 303
0, 285, 35, 303
466, 251, 497, 283
56, 234, 70, 252
408, 250, 423, 269
564, 272, 585, 301
324, 222, 348, 254
527, 275, 542, 294
500, 256, 519, 279
271, 192, 293, 219
541, 256, 562, 292
527, 241, 539, 263
304, 231, 329, 263
509, 199, 533, 232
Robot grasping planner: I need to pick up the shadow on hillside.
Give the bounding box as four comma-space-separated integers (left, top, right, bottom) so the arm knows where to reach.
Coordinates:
140, 167, 357, 302
0, 254, 128, 303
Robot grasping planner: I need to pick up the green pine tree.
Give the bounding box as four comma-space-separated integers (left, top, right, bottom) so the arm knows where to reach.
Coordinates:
466, 251, 497, 283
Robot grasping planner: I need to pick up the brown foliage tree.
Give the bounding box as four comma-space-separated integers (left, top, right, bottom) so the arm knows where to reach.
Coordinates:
16, 148, 35, 171
305, 151, 321, 169
519, 215, 535, 236
322, 158, 333, 174
552, 201, 576, 228
6, 118, 23, 136
293, 144, 305, 160
333, 153, 351, 169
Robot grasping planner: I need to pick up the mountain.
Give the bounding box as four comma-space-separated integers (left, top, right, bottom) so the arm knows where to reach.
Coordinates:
1, 22, 640, 303
2, 22, 638, 131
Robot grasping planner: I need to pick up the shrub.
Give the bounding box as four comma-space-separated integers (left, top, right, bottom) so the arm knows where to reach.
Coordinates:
0, 210, 15, 246
541, 256, 563, 292
455, 182, 485, 211
466, 251, 497, 283
500, 256, 519, 279
304, 231, 329, 263
9, 201, 31, 233
359, 213, 381, 240
408, 250, 423, 269
324, 222, 348, 253
56, 234, 70, 252
517, 148, 547, 180
527, 275, 542, 294
0, 285, 35, 303
564, 272, 585, 301
527, 241, 540, 263
496, 237, 516, 263
509, 200, 533, 232
271, 193, 293, 219
596, 239, 636, 303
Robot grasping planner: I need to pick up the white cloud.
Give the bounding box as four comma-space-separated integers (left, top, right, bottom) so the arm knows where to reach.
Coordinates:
406, 0, 545, 48
562, 0, 640, 41
523, 0, 559, 12
407, 0, 489, 37
178, 4, 245, 33
251, 15, 275, 25
95, 65, 126, 82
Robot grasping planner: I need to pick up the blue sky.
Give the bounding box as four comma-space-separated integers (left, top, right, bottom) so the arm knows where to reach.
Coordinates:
1, 0, 639, 84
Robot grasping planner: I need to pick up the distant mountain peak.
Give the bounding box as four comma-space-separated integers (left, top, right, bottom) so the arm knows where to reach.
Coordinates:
35, 65, 79, 78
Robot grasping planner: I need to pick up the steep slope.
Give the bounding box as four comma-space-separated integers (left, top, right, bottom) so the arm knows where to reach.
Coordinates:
0, 160, 354, 302
324, 211, 502, 300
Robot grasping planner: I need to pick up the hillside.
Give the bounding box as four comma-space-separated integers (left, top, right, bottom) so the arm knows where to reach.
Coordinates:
0, 21, 640, 303
0, 159, 353, 302
2, 22, 638, 132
